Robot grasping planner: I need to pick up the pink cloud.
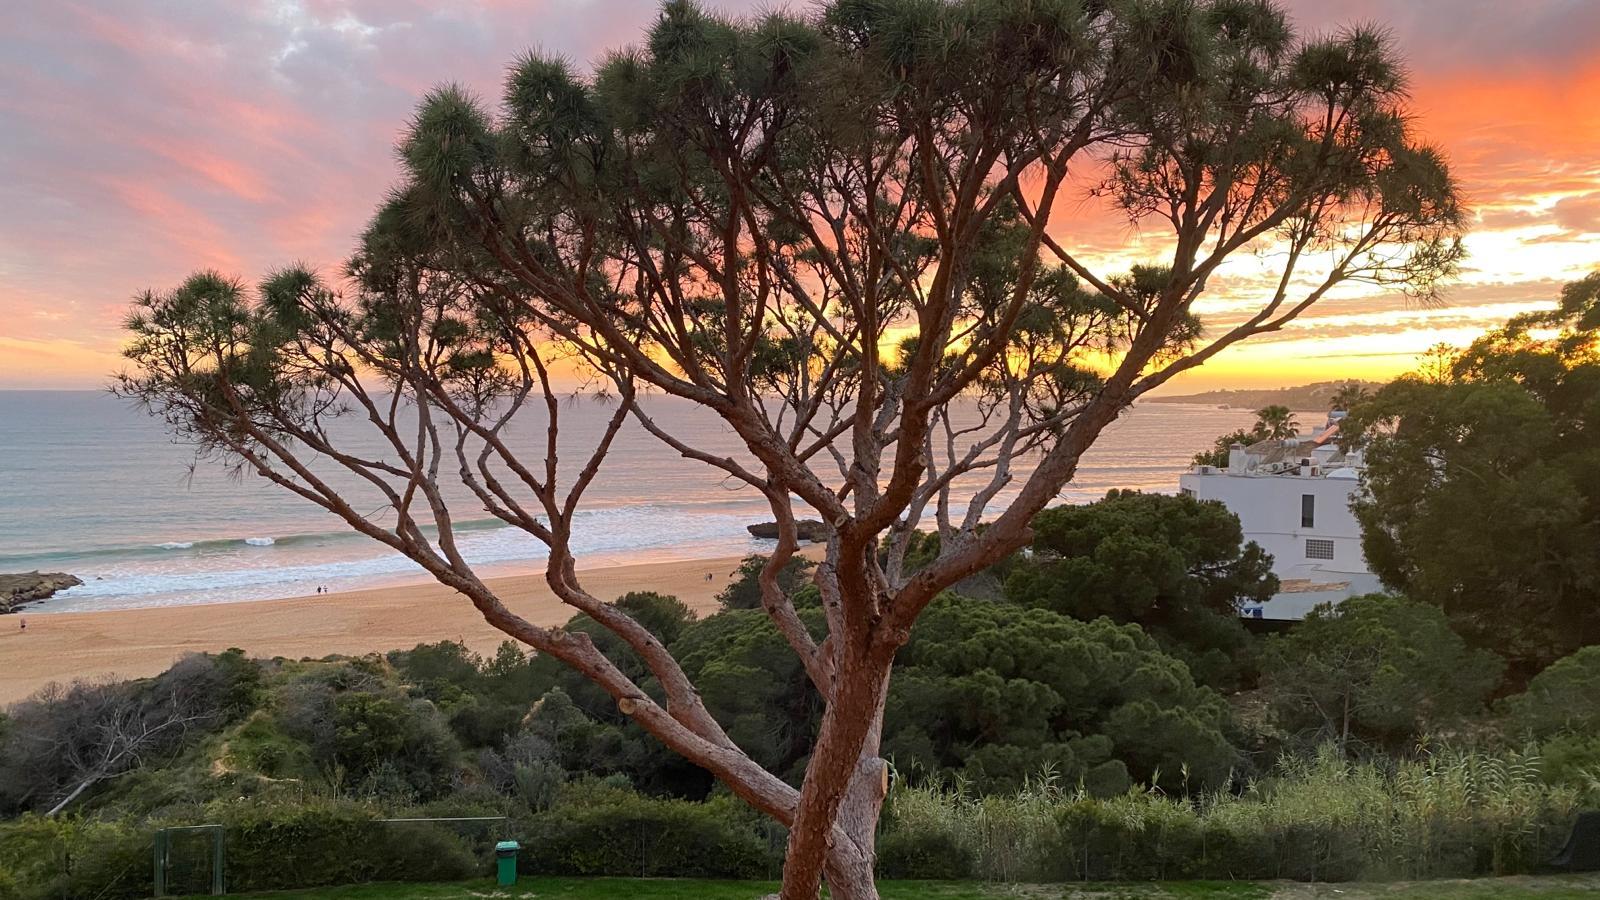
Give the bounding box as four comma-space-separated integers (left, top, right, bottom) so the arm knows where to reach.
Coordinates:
2, 0, 1599, 390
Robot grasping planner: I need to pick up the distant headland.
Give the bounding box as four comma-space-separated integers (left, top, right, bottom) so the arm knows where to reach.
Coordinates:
1146, 380, 1386, 412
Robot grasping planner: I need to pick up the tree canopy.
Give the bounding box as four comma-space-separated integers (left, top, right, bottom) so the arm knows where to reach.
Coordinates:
885, 597, 1238, 794
1253, 405, 1299, 440
1346, 272, 1600, 670
1005, 490, 1274, 688
1260, 594, 1502, 751
1192, 428, 1258, 468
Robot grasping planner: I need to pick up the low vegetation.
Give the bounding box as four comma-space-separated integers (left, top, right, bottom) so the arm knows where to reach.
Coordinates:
5, 575, 1600, 898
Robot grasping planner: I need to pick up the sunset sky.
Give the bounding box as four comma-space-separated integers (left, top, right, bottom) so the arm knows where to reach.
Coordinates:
2, 1, 1598, 392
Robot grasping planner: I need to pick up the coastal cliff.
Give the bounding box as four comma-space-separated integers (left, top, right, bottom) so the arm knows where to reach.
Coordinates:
0, 572, 82, 613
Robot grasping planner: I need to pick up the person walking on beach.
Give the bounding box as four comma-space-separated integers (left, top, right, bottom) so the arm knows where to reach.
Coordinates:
18, 618, 25, 633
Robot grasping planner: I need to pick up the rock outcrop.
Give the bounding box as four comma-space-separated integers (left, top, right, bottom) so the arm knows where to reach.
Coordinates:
746, 520, 829, 543
0, 572, 82, 614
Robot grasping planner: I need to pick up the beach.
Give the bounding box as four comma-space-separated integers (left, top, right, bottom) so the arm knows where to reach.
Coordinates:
0, 397, 1257, 706
0, 553, 777, 705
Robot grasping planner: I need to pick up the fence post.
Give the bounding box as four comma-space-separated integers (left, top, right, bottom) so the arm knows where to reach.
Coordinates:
212, 826, 225, 895
152, 829, 167, 898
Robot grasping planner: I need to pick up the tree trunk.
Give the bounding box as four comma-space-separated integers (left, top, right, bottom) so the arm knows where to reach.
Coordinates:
821, 749, 890, 900
46, 775, 100, 817
1340, 689, 1351, 754
780, 653, 892, 899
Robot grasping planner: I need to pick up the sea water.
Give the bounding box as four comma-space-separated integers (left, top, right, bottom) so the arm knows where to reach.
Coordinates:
0, 391, 1261, 612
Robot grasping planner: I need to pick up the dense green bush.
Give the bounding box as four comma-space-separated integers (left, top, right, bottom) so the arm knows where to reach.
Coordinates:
515, 784, 774, 878
0, 802, 480, 900
221, 798, 477, 891
264, 659, 466, 800
1538, 734, 1600, 788
875, 825, 974, 880
1005, 490, 1274, 690
1346, 273, 1600, 671
1503, 645, 1600, 737
885, 598, 1238, 793
0, 817, 148, 900
716, 554, 817, 612
1261, 594, 1503, 750
671, 607, 824, 784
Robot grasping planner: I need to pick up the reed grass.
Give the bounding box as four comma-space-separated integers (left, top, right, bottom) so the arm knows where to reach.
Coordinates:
879, 745, 1587, 882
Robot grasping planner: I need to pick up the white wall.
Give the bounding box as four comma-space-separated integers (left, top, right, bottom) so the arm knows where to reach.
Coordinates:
1178, 471, 1367, 578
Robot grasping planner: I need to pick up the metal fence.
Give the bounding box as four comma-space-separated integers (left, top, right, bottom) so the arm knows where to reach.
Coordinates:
150, 816, 506, 897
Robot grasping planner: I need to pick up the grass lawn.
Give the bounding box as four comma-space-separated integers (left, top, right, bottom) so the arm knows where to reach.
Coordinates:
212, 873, 1600, 900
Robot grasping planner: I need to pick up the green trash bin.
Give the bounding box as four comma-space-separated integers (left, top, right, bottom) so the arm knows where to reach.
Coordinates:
495, 840, 521, 886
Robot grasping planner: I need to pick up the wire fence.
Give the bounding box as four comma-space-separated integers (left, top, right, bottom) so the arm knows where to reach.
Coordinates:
149, 816, 506, 897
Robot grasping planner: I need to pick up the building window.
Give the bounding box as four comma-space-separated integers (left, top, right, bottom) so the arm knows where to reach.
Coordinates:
1305, 538, 1335, 560
1301, 493, 1316, 528
1180, 488, 1195, 498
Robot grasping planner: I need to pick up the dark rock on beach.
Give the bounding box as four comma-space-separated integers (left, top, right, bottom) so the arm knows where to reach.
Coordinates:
0, 572, 82, 614
747, 520, 829, 543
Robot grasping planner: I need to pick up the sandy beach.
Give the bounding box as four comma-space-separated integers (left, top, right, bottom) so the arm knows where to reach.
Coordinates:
0, 553, 785, 705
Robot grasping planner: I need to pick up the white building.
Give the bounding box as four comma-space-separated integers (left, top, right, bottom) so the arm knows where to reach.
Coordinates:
1178, 412, 1383, 620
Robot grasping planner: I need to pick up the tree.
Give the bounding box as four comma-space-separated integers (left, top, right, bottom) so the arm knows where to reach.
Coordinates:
1005, 490, 1275, 689
1195, 404, 1302, 467
719, 554, 818, 612
1346, 273, 1600, 672
0, 655, 236, 816
1253, 404, 1299, 440
1260, 594, 1502, 751
1192, 428, 1257, 467
885, 596, 1238, 793
1501, 645, 1600, 739
1329, 381, 1369, 411
116, 1, 1461, 894
672, 607, 828, 784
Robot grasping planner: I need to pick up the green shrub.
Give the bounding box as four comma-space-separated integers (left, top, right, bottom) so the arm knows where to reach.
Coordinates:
1260, 594, 1503, 751
1504, 646, 1600, 738
0, 868, 17, 900
886, 597, 1239, 794
516, 787, 771, 878
0, 816, 148, 900
220, 798, 476, 891
1539, 733, 1600, 789
876, 826, 973, 879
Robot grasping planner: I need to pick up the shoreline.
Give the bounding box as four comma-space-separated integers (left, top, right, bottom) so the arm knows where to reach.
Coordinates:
0, 550, 804, 706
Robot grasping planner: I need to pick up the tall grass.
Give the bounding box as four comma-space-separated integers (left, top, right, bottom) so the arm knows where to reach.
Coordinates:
879, 745, 1586, 882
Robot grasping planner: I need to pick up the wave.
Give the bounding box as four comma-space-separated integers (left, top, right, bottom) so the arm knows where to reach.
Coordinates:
0, 516, 529, 568
0, 497, 779, 570
28, 503, 775, 612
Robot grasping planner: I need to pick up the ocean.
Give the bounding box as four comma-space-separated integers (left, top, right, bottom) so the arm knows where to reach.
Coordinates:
0, 391, 1262, 613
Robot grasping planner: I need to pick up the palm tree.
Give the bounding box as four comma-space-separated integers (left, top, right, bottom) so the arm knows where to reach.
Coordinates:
1253, 405, 1299, 440
1329, 381, 1370, 411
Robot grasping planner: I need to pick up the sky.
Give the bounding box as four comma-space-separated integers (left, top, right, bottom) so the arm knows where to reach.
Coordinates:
1, 1, 1598, 392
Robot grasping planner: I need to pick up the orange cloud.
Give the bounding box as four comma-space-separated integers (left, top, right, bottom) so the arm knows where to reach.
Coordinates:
3, 0, 1600, 393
